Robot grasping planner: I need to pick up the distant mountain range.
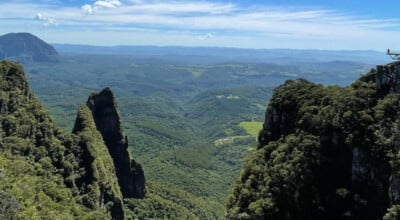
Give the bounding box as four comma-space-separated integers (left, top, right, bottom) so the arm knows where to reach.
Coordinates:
0, 32, 388, 65
0, 33, 59, 63
53, 43, 388, 65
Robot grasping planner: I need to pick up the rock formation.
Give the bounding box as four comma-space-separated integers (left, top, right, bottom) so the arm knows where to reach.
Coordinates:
227, 66, 400, 219
376, 61, 400, 93
72, 105, 125, 219
80, 88, 146, 199
0, 61, 123, 219
0, 61, 145, 219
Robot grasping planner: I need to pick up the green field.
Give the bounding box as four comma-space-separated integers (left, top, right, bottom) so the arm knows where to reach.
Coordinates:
239, 121, 263, 136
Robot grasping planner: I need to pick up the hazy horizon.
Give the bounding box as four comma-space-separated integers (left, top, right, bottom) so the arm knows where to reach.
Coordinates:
49, 42, 384, 52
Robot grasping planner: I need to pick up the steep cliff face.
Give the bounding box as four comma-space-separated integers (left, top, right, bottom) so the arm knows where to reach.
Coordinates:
0, 61, 120, 219
375, 61, 400, 93
82, 88, 146, 199
0, 61, 145, 219
0, 33, 60, 63
72, 105, 124, 219
227, 66, 400, 219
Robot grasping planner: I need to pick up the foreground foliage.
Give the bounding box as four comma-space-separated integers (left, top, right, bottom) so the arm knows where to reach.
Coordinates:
0, 61, 126, 219
228, 69, 400, 219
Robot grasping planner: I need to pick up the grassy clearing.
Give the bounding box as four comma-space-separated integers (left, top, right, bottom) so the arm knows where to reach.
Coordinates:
239, 121, 263, 137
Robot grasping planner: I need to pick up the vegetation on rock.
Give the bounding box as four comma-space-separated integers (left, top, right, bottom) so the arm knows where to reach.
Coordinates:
0, 61, 145, 219
227, 65, 400, 220
0, 61, 113, 218
82, 88, 146, 199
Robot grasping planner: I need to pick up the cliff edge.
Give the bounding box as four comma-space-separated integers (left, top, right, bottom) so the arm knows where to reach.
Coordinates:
75, 88, 146, 199
227, 65, 400, 219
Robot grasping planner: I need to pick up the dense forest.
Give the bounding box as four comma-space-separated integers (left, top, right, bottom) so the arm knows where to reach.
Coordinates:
227, 64, 400, 219
0, 33, 394, 219
0, 61, 146, 219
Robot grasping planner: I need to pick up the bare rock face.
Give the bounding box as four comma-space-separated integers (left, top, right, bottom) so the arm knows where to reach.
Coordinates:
86, 88, 146, 198
376, 61, 400, 93
73, 105, 125, 220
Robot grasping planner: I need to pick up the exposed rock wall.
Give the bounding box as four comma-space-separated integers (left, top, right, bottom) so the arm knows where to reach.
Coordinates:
376, 61, 400, 93
0, 61, 121, 219
85, 88, 146, 198
73, 105, 125, 219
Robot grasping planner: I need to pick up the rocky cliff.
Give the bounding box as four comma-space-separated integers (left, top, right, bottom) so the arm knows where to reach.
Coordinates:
227, 65, 400, 219
0, 61, 145, 219
376, 61, 400, 93
0, 61, 121, 219
77, 88, 146, 199
72, 105, 125, 219
0, 33, 60, 63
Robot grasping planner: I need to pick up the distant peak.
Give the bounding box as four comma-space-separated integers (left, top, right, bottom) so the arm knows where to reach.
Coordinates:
0, 32, 60, 63
2, 32, 37, 37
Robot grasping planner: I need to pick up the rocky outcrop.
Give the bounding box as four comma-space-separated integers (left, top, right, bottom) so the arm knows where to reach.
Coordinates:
0, 61, 146, 219
0, 61, 123, 219
0, 33, 60, 63
376, 61, 400, 93
228, 73, 398, 219
84, 88, 146, 198
73, 105, 125, 220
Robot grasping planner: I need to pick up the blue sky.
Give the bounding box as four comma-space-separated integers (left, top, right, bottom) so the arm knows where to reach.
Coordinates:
1, 0, 400, 50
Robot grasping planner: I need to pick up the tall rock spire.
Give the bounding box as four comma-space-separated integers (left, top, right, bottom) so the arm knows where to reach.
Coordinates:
84, 88, 146, 198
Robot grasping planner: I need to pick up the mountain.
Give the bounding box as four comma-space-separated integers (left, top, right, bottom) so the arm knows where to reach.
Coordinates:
0, 61, 144, 219
227, 62, 400, 219
0, 33, 59, 63
53, 44, 386, 65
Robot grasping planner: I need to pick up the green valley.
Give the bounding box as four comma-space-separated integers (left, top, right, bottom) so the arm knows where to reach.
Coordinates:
0, 32, 389, 220
19, 49, 374, 219
1, 0, 399, 218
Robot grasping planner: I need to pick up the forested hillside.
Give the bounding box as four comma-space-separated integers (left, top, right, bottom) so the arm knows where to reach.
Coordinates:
0, 32, 382, 219
0, 60, 264, 219
227, 64, 400, 219
0, 61, 145, 219
1, 0, 396, 215
19, 45, 376, 218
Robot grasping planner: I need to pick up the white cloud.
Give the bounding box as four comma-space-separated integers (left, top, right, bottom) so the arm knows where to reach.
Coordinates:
35, 12, 57, 26
82, 4, 95, 15
95, 1, 118, 9
1, 1, 400, 50
126, 2, 235, 14
35, 13, 45, 20
83, 0, 122, 15
198, 33, 214, 40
